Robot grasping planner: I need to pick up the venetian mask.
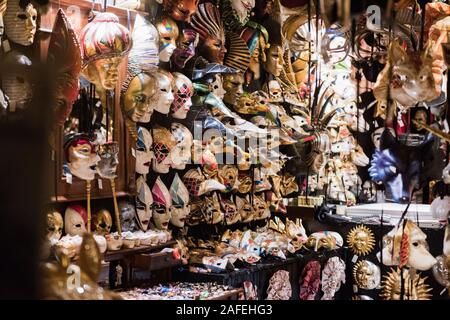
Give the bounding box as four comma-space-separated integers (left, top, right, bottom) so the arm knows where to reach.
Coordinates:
306, 231, 344, 251
285, 218, 307, 244
170, 123, 193, 170
221, 196, 240, 225
379, 219, 437, 271
92, 209, 112, 236
218, 165, 239, 192
371, 127, 385, 150
263, 45, 283, 77
80, 12, 132, 91
221, 0, 254, 31
223, 72, 244, 106
281, 174, 299, 197
267, 80, 283, 103
235, 92, 270, 114
135, 127, 154, 175
46, 210, 64, 243
353, 260, 381, 290
172, 29, 198, 68
381, 267, 432, 300
321, 257, 346, 300
96, 142, 119, 180
253, 194, 270, 220
183, 169, 226, 196
64, 205, 88, 236
171, 73, 194, 119
156, 17, 179, 62
152, 177, 172, 230
432, 255, 450, 290
430, 196, 450, 221
238, 174, 252, 193
203, 193, 223, 224
118, 200, 137, 232
153, 70, 175, 114
191, 2, 227, 64
412, 110, 428, 131
65, 136, 100, 181
4, 0, 37, 46
161, 0, 199, 22
136, 176, 153, 231
123, 73, 157, 125
169, 173, 190, 228
241, 23, 268, 82
210, 74, 227, 99
152, 126, 176, 174
347, 225, 376, 256
236, 195, 253, 223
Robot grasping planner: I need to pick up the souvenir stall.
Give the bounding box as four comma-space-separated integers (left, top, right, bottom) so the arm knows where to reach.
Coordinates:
1, 0, 450, 301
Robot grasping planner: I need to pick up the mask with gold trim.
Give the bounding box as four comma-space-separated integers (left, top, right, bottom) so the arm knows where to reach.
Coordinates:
47, 210, 64, 243
346, 225, 375, 256
64, 205, 88, 236
92, 209, 113, 236
280, 174, 298, 197
64, 135, 100, 181
353, 260, 381, 290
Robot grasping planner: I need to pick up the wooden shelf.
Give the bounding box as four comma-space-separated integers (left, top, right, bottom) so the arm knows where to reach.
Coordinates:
104, 240, 177, 262
205, 288, 243, 300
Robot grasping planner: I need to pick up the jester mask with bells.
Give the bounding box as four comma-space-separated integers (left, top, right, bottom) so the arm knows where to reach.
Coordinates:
118, 200, 137, 232
64, 135, 100, 181
190, 2, 227, 64
169, 173, 190, 228
135, 176, 153, 231
152, 126, 176, 174
378, 219, 437, 271
135, 126, 154, 175
80, 12, 132, 92
152, 177, 172, 230
47, 210, 64, 243
171, 29, 199, 69
160, 0, 199, 23
4, 0, 37, 46
155, 17, 179, 63
170, 123, 193, 170
64, 205, 88, 236
47, 9, 81, 127
121, 14, 159, 139
171, 73, 194, 119
92, 209, 113, 236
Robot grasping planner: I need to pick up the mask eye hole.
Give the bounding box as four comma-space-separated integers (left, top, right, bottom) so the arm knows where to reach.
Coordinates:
75, 224, 82, 228
17, 13, 27, 20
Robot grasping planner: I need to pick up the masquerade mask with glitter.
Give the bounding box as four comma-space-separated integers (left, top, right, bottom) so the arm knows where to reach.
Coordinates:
92, 209, 112, 236
118, 200, 137, 232
172, 28, 199, 68
171, 72, 194, 119
80, 12, 131, 91
4, 0, 37, 46
65, 136, 100, 181
136, 176, 153, 231
152, 177, 172, 230
96, 142, 119, 180
169, 173, 190, 228
152, 126, 176, 174
64, 205, 88, 236
47, 210, 64, 243
156, 17, 179, 62
135, 127, 154, 175
161, 0, 199, 22
170, 122, 193, 170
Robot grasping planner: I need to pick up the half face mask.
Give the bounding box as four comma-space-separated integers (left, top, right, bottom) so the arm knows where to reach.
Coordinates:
80, 12, 132, 91
152, 126, 176, 174
379, 219, 437, 271
171, 72, 194, 119
136, 176, 153, 231
170, 123, 193, 170
183, 169, 226, 196
96, 142, 119, 180
92, 209, 113, 236
156, 17, 179, 62
118, 200, 137, 232
263, 45, 284, 77
172, 28, 198, 68
190, 2, 227, 64
223, 72, 244, 105
152, 177, 172, 230
135, 127, 153, 175
64, 205, 88, 236
218, 165, 239, 192
4, 0, 37, 46
162, 0, 199, 23
353, 260, 381, 290
169, 173, 190, 228
65, 136, 100, 181
221, 196, 240, 225
153, 70, 175, 114
46, 210, 64, 243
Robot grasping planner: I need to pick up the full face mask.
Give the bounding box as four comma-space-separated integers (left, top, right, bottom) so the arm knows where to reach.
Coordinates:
203, 193, 224, 224
65, 136, 100, 181
353, 260, 381, 290
162, 0, 199, 23
171, 72, 194, 119
236, 195, 253, 223
118, 200, 137, 232
381, 267, 432, 300
135, 126, 154, 175
170, 123, 193, 170
46, 210, 64, 243
136, 176, 153, 231
190, 2, 227, 64
263, 45, 283, 77
153, 70, 175, 114
92, 209, 113, 236
221, 196, 240, 225
223, 72, 244, 105
152, 177, 172, 230
80, 12, 132, 91
172, 28, 199, 68
379, 219, 437, 271
152, 126, 176, 174
96, 142, 119, 179
4, 0, 37, 46
156, 17, 179, 62
169, 173, 190, 228
64, 205, 88, 236
241, 24, 268, 82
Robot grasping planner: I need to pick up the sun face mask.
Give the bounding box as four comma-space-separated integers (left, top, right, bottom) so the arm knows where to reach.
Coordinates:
152, 177, 172, 230
136, 176, 153, 231
47, 210, 64, 243
80, 12, 131, 92
92, 209, 112, 236
118, 200, 137, 232
156, 17, 179, 62
4, 0, 37, 46
190, 2, 227, 64
347, 224, 375, 256
170, 123, 193, 170
223, 72, 244, 105
135, 126, 154, 175
96, 142, 119, 180
169, 173, 190, 228
65, 136, 100, 181
381, 267, 432, 300
171, 72, 194, 119
152, 126, 176, 174
353, 260, 381, 290
64, 205, 88, 236
172, 28, 199, 68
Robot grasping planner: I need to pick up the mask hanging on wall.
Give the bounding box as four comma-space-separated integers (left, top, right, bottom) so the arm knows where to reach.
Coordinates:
3, 0, 37, 46
136, 176, 153, 231
152, 177, 172, 230
220, 0, 255, 32
152, 70, 175, 114
352, 260, 381, 290
223, 72, 245, 106
64, 205, 88, 236
152, 126, 176, 174
381, 267, 432, 300
155, 17, 179, 63
135, 126, 154, 175
170, 123, 193, 170
169, 173, 190, 228
171, 28, 199, 69
160, 0, 199, 23
171, 72, 194, 119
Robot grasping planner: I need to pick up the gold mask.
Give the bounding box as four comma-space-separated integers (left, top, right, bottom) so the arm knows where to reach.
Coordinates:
346, 225, 375, 256
92, 209, 113, 236
381, 268, 432, 300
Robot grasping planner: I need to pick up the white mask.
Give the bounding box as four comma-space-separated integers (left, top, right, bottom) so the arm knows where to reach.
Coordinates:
135, 127, 153, 175
430, 196, 450, 221
152, 177, 172, 230
66, 137, 100, 181
4, 0, 37, 46
170, 72, 193, 119
64, 205, 87, 236
169, 173, 190, 228
152, 126, 176, 174
136, 176, 153, 231
153, 71, 174, 114
170, 122, 193, 170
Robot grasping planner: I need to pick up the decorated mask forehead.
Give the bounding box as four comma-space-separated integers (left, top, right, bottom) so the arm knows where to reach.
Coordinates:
156, 17, 179, 62
162, 0, 199, 22
152, 126, 176, 165
152, 177, 172, 207
137, 127, 152, 150
170, 173, 190, 207
221, 0, 255, 31
136, 176, 153, 231
64, 205, 88, 236
4, 0, 37, 46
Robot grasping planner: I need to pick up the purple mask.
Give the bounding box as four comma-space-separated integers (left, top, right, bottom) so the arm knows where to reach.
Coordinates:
171, 29, 198, 68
